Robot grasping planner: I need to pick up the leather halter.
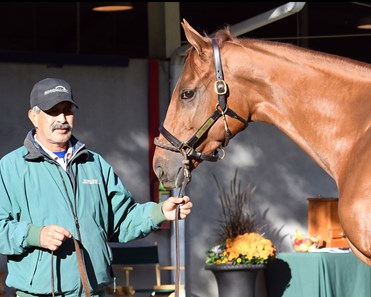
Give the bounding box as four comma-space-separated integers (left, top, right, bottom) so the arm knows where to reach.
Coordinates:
154, 38, 248, 162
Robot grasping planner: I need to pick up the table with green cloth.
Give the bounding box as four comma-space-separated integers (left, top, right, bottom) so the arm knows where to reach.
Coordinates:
266, 251, 371, 297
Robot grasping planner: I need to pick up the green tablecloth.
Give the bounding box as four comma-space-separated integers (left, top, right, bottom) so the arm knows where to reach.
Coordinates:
266, 252, 371, 297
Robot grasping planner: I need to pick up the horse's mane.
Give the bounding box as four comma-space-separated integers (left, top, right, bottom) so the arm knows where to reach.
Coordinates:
212, 26, 371, 73
214, 26, 238, 45
183, 25, 370, 80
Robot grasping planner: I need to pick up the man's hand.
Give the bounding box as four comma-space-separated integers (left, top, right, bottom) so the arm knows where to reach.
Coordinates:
40, 225, 72, 251
162, 196, 192, 220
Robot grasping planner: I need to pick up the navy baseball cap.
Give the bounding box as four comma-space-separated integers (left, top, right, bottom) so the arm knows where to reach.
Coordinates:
30, 78, 78, 111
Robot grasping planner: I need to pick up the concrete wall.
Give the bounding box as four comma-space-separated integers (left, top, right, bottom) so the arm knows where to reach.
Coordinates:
0, 60, 338, 297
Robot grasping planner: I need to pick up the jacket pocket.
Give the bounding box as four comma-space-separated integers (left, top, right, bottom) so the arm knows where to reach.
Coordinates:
27, 249, 42, 285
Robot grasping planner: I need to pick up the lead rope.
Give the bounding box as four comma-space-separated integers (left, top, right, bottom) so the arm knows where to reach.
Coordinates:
51, 252, 55, 297
50, 237, 91, 297
174, 157, 191, 297
73, 237, 92, 297
51, 168, 92, 297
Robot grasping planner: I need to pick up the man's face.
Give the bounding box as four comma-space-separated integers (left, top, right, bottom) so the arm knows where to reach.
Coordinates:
29, 101, 75, 151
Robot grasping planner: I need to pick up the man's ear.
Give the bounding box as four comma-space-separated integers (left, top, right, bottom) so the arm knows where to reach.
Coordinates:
28, 109, 38, 128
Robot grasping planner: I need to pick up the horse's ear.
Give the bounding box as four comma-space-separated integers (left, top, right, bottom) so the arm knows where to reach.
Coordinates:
181, 19, 209, 56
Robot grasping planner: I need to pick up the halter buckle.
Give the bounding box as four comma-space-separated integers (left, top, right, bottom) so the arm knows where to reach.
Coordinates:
180, 142, 193, 155
214, 80, 227, 95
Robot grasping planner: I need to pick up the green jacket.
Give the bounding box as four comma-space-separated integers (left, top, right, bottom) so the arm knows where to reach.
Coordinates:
0, 130, 166, 296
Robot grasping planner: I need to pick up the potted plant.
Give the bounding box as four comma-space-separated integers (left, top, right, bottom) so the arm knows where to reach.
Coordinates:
205, 170, 276, 297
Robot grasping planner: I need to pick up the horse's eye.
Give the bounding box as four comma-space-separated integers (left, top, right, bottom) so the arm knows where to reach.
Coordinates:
180, 90, 194, 100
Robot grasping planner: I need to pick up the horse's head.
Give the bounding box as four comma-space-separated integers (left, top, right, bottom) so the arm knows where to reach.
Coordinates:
153, 20, 250, 189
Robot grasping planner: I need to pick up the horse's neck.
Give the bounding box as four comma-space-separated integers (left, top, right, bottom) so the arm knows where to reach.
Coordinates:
236, 41, 371, 182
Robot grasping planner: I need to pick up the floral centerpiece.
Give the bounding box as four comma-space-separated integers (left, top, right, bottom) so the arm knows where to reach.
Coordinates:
205, 171, 276, 266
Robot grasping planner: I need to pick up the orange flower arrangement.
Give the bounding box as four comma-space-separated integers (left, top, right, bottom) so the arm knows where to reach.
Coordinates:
206, 233, 276, 265
228, 233, 276, 264
205, 171, 277, 266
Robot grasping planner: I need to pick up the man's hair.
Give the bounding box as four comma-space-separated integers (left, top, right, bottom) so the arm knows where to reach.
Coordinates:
32, 106, 41, 114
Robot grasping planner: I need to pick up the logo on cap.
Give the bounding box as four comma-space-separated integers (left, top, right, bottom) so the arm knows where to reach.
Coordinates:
44, 85, 70, 96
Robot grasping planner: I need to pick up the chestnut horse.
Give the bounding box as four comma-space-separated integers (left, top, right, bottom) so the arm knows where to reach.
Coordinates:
153, 20, 371, 265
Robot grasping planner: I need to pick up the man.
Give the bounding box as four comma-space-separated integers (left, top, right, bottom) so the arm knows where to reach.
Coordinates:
0, 78, 192, 297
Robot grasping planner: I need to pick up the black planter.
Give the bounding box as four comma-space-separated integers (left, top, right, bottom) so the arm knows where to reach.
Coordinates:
205, 264, 266, 297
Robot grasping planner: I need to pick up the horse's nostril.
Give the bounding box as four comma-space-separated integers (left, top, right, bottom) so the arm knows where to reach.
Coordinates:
155, 166, 164, 180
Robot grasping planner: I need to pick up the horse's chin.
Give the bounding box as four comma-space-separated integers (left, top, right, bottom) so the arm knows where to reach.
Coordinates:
160, 180, 177, 190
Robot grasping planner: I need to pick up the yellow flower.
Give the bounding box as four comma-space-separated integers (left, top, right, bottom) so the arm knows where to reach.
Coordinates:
206, 232, 276, 265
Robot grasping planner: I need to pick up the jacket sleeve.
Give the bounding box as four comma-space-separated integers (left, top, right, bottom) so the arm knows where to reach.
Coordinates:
102, 159, 167, 243
0, 160, 31, 255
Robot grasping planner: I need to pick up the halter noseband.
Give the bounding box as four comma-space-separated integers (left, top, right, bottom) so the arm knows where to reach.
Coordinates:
154, 38, 248, 163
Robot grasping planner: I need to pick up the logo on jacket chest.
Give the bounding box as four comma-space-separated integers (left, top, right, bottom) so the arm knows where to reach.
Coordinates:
82, 179, 99, 185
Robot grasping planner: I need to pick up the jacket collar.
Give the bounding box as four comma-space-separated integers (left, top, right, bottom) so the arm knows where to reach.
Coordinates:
23, 129, 89, 162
